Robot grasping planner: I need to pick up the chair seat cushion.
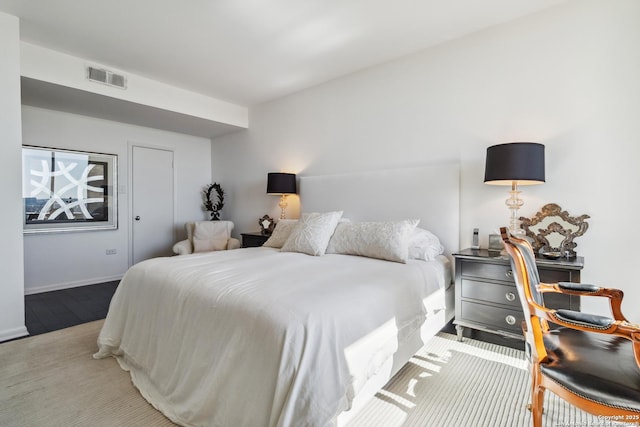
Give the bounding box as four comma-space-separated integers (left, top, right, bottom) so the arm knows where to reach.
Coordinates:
541, 328, 640, 412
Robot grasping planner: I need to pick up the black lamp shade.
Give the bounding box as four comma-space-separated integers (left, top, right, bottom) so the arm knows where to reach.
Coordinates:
484, 142, 545, 185
266, 172, 297, 194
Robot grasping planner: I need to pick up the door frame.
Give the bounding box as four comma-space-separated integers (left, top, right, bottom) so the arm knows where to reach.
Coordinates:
127, 141, 177, 267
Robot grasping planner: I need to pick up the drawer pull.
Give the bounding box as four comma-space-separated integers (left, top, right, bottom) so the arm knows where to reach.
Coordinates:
505, 292, 516, 302
505, 270, 513, 279
505, 315, 517, 325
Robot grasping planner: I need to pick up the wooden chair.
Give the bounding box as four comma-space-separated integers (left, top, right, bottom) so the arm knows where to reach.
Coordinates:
500, 227, 640, 427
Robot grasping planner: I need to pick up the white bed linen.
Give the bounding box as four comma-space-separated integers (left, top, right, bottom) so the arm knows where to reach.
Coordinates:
94, 247, 448, 427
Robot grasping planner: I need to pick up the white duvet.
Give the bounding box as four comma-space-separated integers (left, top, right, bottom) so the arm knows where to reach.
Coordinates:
94, 247, 447, 427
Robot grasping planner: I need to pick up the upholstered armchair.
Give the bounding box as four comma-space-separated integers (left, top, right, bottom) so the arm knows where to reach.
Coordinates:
173, 221, 240, 255
500, 227, 640, 427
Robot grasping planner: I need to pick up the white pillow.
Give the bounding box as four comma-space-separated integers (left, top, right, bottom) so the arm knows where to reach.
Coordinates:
192, 222, 229, 252
263, 219, 299, 248
280, 211, 343, 256
326, 219, 419, 263
408, 227, 444, 261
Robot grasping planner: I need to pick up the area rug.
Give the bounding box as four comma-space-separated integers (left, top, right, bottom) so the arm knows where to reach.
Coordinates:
346, 333, 600, 427
0, 321, 599, 426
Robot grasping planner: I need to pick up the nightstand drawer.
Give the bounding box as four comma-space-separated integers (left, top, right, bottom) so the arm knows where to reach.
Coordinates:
461, 261, 514, 282
460, 300, 524, 334
461, 279, 520, 308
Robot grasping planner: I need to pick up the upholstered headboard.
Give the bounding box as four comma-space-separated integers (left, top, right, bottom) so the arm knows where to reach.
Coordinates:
299, 163, 460, 258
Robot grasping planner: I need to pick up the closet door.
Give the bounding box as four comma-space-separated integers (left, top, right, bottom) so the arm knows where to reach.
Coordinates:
131, 145, 174, 265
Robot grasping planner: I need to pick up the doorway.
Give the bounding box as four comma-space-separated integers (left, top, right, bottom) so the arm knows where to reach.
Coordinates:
131, 145, 175, 265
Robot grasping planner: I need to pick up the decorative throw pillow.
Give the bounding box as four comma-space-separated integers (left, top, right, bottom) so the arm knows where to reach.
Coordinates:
192, 222, 229, 252
280, 211, 343, 256
408, 227, 444, 261
326, 219, 419, 263
263, 219, 299, 248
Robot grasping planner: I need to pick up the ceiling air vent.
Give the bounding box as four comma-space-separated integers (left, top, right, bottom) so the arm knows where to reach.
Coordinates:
86, 66, 127, 89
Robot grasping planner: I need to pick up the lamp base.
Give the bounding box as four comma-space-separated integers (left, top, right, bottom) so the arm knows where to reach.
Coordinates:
509, 226, 526, 238
278, 195, 288, 219
506, 182, 525, 237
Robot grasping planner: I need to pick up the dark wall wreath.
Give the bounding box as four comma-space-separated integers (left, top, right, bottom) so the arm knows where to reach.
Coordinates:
203, 183, 224, 220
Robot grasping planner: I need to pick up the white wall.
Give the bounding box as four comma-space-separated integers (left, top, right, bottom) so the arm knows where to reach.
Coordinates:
0, 12, 27, 341
212, 0, 640, 321
22, 106, 213, 294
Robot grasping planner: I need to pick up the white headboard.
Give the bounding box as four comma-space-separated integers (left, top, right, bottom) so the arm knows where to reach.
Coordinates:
299, 163, 460, 257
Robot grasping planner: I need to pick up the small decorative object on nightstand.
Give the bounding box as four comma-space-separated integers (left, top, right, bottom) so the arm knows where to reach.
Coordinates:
488, 234, 503, 253
241, 232, 269, 248
258, 215, 275, 235
453, 248, 583, 342
519, 203, 590, 259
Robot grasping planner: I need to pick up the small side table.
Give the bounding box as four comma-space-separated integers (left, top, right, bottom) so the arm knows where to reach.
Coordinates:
241, 232, 269, 248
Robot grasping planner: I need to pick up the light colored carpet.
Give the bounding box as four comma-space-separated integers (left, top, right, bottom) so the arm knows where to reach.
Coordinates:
0, 321, 599, 427
0, 320, 176, 427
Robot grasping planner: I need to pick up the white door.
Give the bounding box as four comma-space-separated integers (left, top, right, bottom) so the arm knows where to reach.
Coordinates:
132, 146, 174, 264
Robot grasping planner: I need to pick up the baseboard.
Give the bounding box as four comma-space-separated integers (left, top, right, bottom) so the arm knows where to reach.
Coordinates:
24, 274, 123, 295
0, 325, 29, 342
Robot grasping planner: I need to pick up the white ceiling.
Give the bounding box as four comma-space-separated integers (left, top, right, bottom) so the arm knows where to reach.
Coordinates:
0, 0, 567, 107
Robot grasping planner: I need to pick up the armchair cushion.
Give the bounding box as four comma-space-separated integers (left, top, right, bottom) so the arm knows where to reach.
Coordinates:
554, 309, 615, 329
541, 328, 640, 412
558, 282, 601, 293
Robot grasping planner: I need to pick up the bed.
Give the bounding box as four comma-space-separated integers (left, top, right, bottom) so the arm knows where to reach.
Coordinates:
94, 163, 460, 427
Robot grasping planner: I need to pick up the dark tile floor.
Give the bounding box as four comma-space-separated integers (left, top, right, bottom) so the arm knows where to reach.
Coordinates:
25, 281, 119, 336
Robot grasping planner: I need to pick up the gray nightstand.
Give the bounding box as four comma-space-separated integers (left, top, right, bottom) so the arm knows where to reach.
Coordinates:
453, 248, 583, 342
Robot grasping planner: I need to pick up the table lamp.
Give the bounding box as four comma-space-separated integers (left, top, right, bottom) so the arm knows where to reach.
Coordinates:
267, 172, 297, 219
484, 142, 545, 236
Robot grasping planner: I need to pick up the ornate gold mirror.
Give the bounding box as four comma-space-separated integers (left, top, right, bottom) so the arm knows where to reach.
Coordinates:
520, 203, 589, 258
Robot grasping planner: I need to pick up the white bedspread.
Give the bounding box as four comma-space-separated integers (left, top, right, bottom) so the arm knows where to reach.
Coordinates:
94, 247, 447, 427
